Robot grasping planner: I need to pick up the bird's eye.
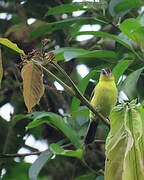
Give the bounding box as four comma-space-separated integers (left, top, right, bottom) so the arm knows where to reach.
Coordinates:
102, 69, 107, 75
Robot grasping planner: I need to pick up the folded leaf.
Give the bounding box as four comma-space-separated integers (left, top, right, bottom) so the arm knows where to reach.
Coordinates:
105, 102, 144, 180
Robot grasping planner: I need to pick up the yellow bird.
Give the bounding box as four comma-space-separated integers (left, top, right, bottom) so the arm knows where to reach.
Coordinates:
84, 68, 117, 144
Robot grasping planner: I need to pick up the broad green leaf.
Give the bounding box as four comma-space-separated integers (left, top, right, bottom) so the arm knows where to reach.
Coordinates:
119, 18, 144, 48
77, 50, 117, 59
21, 62, 45, 112
27, 112, 82, 148
72, 108, 89, 120
0, 48, 3, 88
2, 161, 30, 180
109, 0, 130, 18
71, 70, 97, 114
45, 4, 90, 16
109, 0, 144, 17
74, 173, 96, 180
137, 12, 144, 26
0, 38, 25, 55
53, 47, 89, 61
74, 31, 133, 50
114, 0, 144, 15
105, 102, 144, 180
54, 47, 117, 61
119, 67, 144, 100
112, 60, 133, 84
29, 149, 53, 180
30, 17, 106, 38
50, 143, 83, 159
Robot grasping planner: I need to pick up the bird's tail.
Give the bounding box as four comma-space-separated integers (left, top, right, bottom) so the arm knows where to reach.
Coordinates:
84, 120, 98, 145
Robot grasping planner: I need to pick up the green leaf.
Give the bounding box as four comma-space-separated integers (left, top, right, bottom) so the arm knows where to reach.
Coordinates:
27, 112, 82, 148
112, 60, 133, 84
95, 175, 104, 180
54, 47, 117, 61
71, 70, 97, 114
72, 108, 89, 120
50, 143, 83, 159
137, 12, 144, 26
45, 4, 90, 16
105, 102, 144, 180
109, 0, 144, 18
114, 0, 144, 14
77, 50, 117, 59
109, 0, 130, 18
119, 18, 144, 47
12, 114, 27, 125
119, 67, 144, 100
74, 31, 133, 50
29, 149, 53, 180
74, 173, 96, 180
0, 38, 25, 55
30, 17, 106, 38
53, 47, 89, 61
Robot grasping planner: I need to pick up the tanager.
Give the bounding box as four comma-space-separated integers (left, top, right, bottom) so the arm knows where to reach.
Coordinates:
84, 68, 117, 144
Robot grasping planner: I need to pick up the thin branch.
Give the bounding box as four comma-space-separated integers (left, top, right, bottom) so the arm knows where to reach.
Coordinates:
36, 62, 75, 97
94, 139, 105, 143
23, 144, 40, 152
0, 151, 42, 158
50, 61, 110, 127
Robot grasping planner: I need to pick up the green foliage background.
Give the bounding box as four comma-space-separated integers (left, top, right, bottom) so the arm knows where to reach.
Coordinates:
0, 0, 144, 179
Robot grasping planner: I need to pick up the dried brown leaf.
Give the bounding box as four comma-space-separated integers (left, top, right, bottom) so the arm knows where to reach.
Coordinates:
21, 62, 44, 112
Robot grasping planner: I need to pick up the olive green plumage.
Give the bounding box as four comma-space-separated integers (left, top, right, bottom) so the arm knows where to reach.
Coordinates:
85, 68, 117, 144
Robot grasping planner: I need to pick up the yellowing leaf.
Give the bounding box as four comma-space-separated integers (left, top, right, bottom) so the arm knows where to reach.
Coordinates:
0, 48, 3, 88
0, 38, 25, 55
105, 103, 144, 180
21, 62, 44, 112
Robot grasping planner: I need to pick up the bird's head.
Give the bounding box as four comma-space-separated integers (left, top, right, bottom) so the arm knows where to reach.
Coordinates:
100, 68, 114, 81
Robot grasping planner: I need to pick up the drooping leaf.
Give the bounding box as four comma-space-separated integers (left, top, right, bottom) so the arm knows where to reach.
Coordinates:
30, 17, 106, 38
112, 60, 133, 84
45, 3, 90, 16
29, 149, 53, 180
50, 143, 83, 159
119, 67, 144, 100
77, 50, 117, 59
109, 0, 144, 18
105, 102, 144, 180
0, 48, 3, 88
21, 62, 45, 112
114, 0, 144, 15
74, 31, 133, 50
54, 47, 117, 61
27, 112, 82, 148
0, 38, 25, 55
119, 18, 144, 49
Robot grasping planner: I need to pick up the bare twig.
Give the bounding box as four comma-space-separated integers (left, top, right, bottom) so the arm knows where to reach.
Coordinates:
94, 139, 105, 143
0, 151, 42, 158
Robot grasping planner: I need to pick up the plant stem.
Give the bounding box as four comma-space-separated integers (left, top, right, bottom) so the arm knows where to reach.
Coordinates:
34, 61, 75, 97
51, 61, 110, 127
